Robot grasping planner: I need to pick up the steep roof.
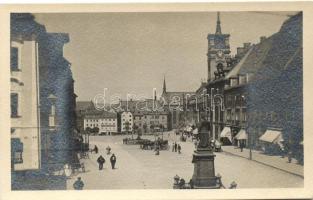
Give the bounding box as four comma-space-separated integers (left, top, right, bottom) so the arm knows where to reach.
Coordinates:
85, 111, 117, 119
253, 12, 302, 82
225, 34, 275, 81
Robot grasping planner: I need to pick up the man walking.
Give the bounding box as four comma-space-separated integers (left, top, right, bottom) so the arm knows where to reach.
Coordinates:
174, 142, 177, 152
172, 142, 175, 152
97, 155, 105, 170
239, 140, 244, 152
110, 153, 117, 169
73, 177, 84, 190
93, 145, 98, 154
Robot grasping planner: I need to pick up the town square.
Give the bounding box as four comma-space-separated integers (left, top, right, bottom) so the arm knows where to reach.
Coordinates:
9, 9, 304, 191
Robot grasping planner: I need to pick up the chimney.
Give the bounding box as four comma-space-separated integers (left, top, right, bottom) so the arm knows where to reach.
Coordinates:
260, 36, 266, 43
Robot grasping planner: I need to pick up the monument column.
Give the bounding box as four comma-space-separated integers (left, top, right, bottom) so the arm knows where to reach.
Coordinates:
192, 116, 220, 189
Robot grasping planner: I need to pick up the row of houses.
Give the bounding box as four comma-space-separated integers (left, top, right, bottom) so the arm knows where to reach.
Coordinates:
10, 13, 78, 189
76, 100, 169, 135
183, 12, 303, 162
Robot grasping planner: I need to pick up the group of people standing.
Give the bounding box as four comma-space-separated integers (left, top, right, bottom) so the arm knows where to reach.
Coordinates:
95, 145, 117, 170
96, 153, 117, 170
172, 142, 182, 154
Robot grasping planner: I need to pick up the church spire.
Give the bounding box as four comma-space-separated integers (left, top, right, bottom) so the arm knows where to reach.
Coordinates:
215, 12, 222, 34
163, 75, 166, 94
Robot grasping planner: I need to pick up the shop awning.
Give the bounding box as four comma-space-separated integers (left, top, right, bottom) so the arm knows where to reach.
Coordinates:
220, 126, 232, 141
235, 129, 247, 140
259, 129, 283, 144
192, 128, 198, 135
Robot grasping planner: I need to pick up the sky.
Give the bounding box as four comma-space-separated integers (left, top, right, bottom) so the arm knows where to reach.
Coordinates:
34, 11, 296, 101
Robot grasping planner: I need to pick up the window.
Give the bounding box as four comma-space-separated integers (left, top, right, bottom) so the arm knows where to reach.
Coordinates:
11, 93, 18, 117
235, 109, 240, 121
242, 109, 247, 122
11, 47, 19, 71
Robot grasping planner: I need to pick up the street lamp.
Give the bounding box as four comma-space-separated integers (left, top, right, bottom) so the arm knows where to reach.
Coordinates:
242, 94, 252, 160
48, 94, 57, 131
47, 94, 58, 168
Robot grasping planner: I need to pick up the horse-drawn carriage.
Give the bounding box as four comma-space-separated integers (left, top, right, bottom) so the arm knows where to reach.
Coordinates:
123, 137, 144, 145
140, 139, 169, 150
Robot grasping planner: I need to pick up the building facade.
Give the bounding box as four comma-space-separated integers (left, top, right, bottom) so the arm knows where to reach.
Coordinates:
133, 111, 168, 133
83, 111, 118, 134
11, 15, 42, 172
119, 111, 133, 133
11, 13, 77, 190
246, 13, 303, 162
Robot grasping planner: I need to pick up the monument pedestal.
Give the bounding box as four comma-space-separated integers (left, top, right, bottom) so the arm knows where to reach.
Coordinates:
192, 147, 220, 189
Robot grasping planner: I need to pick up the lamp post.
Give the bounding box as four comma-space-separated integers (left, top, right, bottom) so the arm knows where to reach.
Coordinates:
242, 94, 252, 160
47, 94, 57, 168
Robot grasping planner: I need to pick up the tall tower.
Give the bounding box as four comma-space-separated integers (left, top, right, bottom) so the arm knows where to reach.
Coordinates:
207, 12, 231, 81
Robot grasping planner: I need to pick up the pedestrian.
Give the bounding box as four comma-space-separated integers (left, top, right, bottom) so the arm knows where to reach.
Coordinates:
172, 142, 175, 152
106, 146, 111, 155
189, 179, 194, 189
194, 140, 198, 149
94, 145, 98, 154
110, 153, 117, 169
288, 151, 292, 163
174, 142, 177, 152
73, 177, 84, 190
239, 140, 244, 152
177, 144, 181, 154
97, 155, 105, 170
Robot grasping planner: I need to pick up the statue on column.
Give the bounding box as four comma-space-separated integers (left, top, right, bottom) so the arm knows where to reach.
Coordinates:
197, 115, 211, 149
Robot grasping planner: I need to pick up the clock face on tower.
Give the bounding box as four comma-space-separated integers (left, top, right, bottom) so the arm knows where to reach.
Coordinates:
217, 50, 224, 58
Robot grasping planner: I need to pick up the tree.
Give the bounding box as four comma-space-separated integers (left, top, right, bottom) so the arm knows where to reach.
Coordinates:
92, 127, 99, 135
85, 127, 92, 133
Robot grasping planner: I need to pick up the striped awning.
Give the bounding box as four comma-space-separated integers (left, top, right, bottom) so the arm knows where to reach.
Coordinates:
259, 129, 283, 144
220, 126, 232, 141
235, 129, 247, 140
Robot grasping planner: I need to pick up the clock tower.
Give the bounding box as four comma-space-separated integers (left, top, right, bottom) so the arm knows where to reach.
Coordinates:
207, 12, 231, 81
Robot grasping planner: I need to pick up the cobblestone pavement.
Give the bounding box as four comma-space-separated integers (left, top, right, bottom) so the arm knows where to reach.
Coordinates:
67, 132, 303, 189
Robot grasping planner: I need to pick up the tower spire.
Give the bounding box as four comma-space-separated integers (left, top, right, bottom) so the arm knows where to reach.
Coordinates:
163, 75, 166, 94
215, 12, 222, 34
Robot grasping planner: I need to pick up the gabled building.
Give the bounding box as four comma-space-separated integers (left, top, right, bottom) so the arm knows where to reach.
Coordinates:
11, 13, 77, 189
246, 12, 303, 162
222, 35, 273, 145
